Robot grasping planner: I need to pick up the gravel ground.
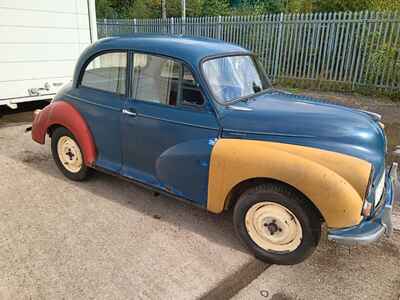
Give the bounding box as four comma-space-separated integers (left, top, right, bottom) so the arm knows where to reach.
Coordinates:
233, 232, 400, 300
234, 90, 400, 300
0, 121, 262, 299
0, 92, 399, 300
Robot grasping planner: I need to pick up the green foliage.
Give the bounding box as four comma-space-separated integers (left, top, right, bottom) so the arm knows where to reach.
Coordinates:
231, 1, 283, 15
96, 0, 117, 19
202, 0, 230, 16
285, 0, 314, 13
164, 0, 204, 17
125, 0, 161, 19
369, 0, 400, 11
96, 0, 400, 19
312, 0, 400, 12
313, 0, 370, 12
364, 32, 400, 87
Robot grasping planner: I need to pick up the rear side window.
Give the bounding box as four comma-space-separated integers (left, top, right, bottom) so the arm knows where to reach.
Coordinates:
81, 52, 127, 95
132, 53, 204, 107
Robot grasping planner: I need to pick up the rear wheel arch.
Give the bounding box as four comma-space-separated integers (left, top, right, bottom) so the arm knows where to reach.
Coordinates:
51, 126, 91, 181
41, 101, 97, 166
47, 124, 63, 138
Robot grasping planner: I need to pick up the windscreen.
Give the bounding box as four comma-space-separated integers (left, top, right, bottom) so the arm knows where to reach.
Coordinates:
202, 55, 270, 104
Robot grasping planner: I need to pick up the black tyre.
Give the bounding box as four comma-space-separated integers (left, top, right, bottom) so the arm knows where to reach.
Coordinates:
51, 127, 90, 181
233, 183, 321, 265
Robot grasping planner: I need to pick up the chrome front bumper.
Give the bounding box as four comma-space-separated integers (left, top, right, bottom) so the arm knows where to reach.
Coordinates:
327, 162, 399, 246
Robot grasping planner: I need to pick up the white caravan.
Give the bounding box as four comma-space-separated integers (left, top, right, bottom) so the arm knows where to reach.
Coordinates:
0, 0, 97, 108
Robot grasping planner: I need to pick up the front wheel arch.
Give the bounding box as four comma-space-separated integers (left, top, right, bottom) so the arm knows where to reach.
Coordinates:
225, 177, 325, 223
233, 181, 322, 264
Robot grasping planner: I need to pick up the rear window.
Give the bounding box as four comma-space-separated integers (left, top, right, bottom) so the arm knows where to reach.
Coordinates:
81, 52, 127, 95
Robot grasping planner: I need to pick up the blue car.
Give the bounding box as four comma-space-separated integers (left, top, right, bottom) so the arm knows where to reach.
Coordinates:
30, 34, 399, 265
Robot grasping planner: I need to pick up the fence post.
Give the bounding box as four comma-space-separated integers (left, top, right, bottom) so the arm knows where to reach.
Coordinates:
133, 18, 137, 33
218, 15, 222, 39
273, 13, 284, 81
171, 17, 174, 34
183, 15, 186, 35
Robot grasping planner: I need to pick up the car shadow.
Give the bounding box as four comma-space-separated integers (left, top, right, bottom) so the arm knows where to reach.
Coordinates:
12, 140, 248, 254
0, 101, 48, 127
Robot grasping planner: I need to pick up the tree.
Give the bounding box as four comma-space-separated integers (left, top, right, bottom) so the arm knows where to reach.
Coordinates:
370, 0, 400, 11
124, 0, 161, 19
162, 0, 166, 19
284, 0, 314, 13
202, 0, 230, 16
96, 0, 116, 19
164, 0, 204, 17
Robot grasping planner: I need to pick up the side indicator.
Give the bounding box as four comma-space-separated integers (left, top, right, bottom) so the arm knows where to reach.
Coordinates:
208, 138, 218, 146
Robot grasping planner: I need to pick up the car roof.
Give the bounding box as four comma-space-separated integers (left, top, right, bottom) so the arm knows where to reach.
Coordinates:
88, 33, 250, 64
72, 34, 251, 87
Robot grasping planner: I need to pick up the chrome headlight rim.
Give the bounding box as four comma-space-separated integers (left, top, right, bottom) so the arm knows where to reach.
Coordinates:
362, 166, 374, 218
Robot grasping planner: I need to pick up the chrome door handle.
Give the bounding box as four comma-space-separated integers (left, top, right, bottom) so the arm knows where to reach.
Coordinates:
122, 109, 137, 116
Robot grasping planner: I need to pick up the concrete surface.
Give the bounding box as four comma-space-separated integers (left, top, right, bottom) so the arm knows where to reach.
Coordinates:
1, 94, 400, 300
0, 123, 264, 299
233, 233, 400, 300
232, 90, 400, 300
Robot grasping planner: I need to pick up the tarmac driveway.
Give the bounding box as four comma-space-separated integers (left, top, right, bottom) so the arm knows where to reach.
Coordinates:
0, 96, 399, 299
0, 121, 266, 299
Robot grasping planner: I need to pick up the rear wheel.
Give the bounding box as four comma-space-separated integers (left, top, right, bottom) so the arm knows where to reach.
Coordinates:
51, 127, 90, 181
233, 183, 321, 265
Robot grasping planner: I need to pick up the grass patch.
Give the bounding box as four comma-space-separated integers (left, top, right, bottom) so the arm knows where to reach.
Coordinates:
274, 78, 400, 102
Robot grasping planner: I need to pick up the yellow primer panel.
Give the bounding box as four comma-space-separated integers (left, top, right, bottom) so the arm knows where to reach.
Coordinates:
207, 139, 372, 228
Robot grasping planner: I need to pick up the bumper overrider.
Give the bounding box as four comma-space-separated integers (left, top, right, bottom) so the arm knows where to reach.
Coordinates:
328, 162, 399, 246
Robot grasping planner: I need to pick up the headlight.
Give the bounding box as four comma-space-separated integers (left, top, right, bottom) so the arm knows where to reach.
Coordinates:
362, 167, 374, 217
374, 171, 385, 207
362, 168, 385, 217
362, 201, 372, 217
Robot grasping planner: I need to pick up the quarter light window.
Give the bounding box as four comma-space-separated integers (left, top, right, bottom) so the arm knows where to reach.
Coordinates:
81, 52, 127, 95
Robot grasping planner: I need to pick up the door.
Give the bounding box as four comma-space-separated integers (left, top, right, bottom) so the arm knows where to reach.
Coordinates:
121, 53, 220, 206
71, 51, 127, 172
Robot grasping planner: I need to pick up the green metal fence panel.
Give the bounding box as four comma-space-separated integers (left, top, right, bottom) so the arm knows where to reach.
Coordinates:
97, 12, 400, 92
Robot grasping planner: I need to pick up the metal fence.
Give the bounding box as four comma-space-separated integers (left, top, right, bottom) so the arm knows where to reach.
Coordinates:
98, 11, 400, 92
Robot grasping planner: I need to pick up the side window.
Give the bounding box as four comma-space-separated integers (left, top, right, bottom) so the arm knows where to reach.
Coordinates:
81, 52, 127, 95
132, 53, 204, 107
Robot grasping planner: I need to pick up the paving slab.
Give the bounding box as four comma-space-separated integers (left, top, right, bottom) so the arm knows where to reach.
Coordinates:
233, 233, 400, 300
0, 124, 262, 299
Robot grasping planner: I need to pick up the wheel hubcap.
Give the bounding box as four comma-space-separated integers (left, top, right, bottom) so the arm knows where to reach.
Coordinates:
57, 136, 83, 173
245, 202, 303, 252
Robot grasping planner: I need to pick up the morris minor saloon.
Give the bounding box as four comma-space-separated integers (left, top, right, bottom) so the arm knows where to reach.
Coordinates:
30, 34, 399, 265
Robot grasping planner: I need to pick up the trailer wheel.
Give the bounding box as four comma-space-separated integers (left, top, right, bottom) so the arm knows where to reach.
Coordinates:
51, 127, 90, 181
233, 182, 321, 265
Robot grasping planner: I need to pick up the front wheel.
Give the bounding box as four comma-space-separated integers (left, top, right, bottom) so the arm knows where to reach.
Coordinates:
51, 127, 90, 181
233, 183, 321, 265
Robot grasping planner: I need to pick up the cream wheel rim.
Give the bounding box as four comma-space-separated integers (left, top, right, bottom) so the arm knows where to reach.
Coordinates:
57, 136, 83, 173
245, 202, 303, 252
